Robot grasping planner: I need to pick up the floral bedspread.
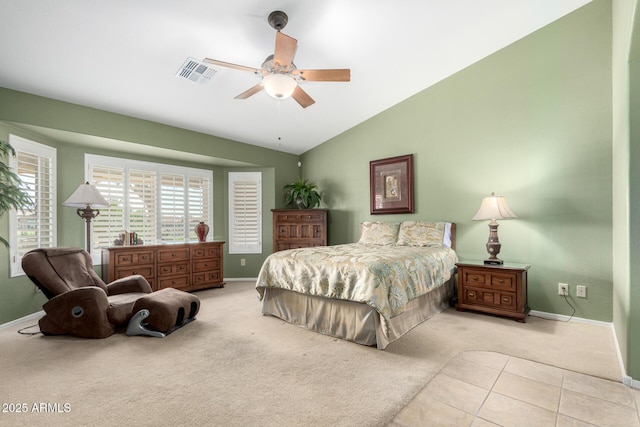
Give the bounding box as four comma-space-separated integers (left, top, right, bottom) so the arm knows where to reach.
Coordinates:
256, 243, 458, 323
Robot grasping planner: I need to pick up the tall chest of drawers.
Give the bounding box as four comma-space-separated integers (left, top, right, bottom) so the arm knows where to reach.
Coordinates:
272, 209, 328, 252
102, 241, 225, 292
455, 261, 530, 322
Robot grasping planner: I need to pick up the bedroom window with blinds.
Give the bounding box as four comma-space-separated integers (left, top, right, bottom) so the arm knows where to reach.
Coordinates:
8, 135, 57, 277
86, 154, 212, 259
228, 172, 262, 254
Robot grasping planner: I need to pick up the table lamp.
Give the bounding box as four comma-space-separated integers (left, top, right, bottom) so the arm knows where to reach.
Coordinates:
472, 192, 517, 265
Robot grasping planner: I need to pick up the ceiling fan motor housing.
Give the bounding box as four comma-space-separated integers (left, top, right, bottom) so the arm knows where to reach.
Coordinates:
268, 11, 288, 31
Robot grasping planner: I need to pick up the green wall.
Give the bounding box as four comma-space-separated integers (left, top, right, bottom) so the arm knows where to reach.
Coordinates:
0, 91, 300, 324
302, 1, 613, 321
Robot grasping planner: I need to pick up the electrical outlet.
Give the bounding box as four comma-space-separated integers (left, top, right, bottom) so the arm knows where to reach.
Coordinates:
240, 258, 246, 266
558, 283, 569, 296
577, 285, 587, 298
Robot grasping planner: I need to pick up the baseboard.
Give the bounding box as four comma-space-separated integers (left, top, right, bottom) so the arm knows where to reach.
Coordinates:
531, 310, 638, 389
0, 310, 43, 331
224, 277, 258, 282
529, 310, 611, 327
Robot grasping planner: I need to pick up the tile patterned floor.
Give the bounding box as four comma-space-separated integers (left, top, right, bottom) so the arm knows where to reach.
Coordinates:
388, 351, 640, 427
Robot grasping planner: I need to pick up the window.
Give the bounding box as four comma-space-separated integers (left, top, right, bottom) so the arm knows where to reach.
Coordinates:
228, 172, 262, 254
87, 155, 212, 258
8, 135, 57, 277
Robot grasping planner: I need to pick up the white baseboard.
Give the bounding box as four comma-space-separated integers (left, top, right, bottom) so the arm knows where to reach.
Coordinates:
224, 277, 258, 282
531, 310, 638, 389
0, 310, 43, 331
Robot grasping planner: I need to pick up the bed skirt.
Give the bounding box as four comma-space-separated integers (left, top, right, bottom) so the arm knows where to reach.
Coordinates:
260, 278, 454, 349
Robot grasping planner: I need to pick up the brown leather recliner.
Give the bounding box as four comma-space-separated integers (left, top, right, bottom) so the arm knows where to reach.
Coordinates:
22, 247, 154, 338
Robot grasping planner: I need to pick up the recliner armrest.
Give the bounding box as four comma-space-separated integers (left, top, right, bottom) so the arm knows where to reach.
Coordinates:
106, 275, 152, 296
41, 287, 114, 338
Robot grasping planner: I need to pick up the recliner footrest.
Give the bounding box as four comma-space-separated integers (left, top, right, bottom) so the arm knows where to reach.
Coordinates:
127, 288, 200, 336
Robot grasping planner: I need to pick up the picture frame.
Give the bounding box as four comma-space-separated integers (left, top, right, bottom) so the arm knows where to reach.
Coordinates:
370, 154, 414, 214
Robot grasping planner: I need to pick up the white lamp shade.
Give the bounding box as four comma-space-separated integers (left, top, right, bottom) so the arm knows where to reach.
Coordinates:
472, 192, 517, 221
263, 73, 297, 99
63, 182, 109, 208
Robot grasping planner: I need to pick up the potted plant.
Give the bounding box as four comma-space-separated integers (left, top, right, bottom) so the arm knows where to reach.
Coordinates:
283, 178, 322, 209
0, 140, 32, 247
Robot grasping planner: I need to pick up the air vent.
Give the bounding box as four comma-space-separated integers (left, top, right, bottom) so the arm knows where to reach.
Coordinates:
176, 58, 216, 84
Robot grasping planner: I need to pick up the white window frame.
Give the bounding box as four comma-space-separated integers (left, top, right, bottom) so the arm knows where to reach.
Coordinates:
8, 135, 57, 277
86, 154, 213, 262
228, 172, 262, 254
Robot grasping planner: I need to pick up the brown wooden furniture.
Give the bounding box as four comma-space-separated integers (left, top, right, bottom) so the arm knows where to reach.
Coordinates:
102, 241, 225, 292
455, 261, 530, 322
272, 209, 328, 252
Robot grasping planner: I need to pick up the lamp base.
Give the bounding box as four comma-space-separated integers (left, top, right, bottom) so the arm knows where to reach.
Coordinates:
484, 259, 504, 265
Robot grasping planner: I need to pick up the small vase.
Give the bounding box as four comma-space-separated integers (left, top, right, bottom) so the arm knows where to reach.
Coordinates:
195, 221, 209, 242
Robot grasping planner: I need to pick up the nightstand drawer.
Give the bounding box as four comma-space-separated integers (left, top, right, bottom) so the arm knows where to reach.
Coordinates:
463, 287, 516, 311
461, 269, 516, 292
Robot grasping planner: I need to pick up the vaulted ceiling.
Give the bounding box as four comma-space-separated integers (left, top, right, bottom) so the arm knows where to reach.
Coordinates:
0, 1, 591, 155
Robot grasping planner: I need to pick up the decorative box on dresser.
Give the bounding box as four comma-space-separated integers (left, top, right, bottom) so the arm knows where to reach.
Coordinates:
102, 241, 225, 292
272, 209, 328, 252
455, 261, 530, 322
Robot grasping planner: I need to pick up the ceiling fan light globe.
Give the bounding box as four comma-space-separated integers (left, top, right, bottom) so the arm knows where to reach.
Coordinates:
263, 73, 297, 99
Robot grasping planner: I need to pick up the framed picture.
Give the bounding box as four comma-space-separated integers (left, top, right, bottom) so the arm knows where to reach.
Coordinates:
370, 154, 414, 214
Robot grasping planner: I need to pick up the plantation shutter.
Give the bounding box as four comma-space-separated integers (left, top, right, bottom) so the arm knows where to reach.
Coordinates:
128, 168, 157, 246
187, 175, 211, 241
92, 165, 126, 250
160, 173, 186, 242
9, 136, 57, 277
229, 172, 261, 254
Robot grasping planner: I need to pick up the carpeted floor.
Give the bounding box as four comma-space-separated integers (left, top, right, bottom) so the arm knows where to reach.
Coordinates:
0, 281, 622, 426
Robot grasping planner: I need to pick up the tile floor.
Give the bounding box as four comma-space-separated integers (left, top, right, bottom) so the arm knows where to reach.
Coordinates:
388, 351, 640, 427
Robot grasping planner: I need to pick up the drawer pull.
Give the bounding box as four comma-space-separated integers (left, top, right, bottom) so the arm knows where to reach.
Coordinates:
502, 297, 510, 302
497, 279, 505, 284
471, 276, 479, 281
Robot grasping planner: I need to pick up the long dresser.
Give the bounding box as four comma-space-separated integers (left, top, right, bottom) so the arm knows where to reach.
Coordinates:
272, 208, 328, 252
102, 241, 225, 292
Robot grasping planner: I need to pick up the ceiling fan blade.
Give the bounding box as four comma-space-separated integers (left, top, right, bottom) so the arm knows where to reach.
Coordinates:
273, 31, 297, 71
291, 86, 315, 108
234, 83, 264, 99
297, 69, 351, 82
203, 58, 261, 74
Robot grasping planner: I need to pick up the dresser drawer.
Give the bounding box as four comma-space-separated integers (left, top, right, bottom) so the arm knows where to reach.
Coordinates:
192, 245, 220, 259
115, 250, 154, 266
158, 262, 189, 276
193, 270, 221, 285
157, 247, 190, 263
275, 213, 300, 222
299, 212, 325, 223
157, 274, 190, 290
192, 259, 220, 273
115, 266, 154, 279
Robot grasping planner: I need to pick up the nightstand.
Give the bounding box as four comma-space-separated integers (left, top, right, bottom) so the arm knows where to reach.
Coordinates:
455, 261, 530, 322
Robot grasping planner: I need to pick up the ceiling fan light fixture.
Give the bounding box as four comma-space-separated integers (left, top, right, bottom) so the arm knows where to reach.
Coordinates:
263, 73, 297, 99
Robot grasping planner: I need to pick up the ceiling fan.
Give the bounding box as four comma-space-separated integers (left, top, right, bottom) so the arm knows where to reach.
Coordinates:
203, 11, 350, 108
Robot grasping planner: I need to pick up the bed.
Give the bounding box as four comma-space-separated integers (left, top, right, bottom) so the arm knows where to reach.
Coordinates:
256, 221, 458, 349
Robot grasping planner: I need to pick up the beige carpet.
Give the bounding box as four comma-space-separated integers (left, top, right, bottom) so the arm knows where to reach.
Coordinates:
0, 281, 621, 426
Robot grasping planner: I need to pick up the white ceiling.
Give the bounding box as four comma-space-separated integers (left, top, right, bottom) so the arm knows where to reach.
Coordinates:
0, 0, 591, 156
